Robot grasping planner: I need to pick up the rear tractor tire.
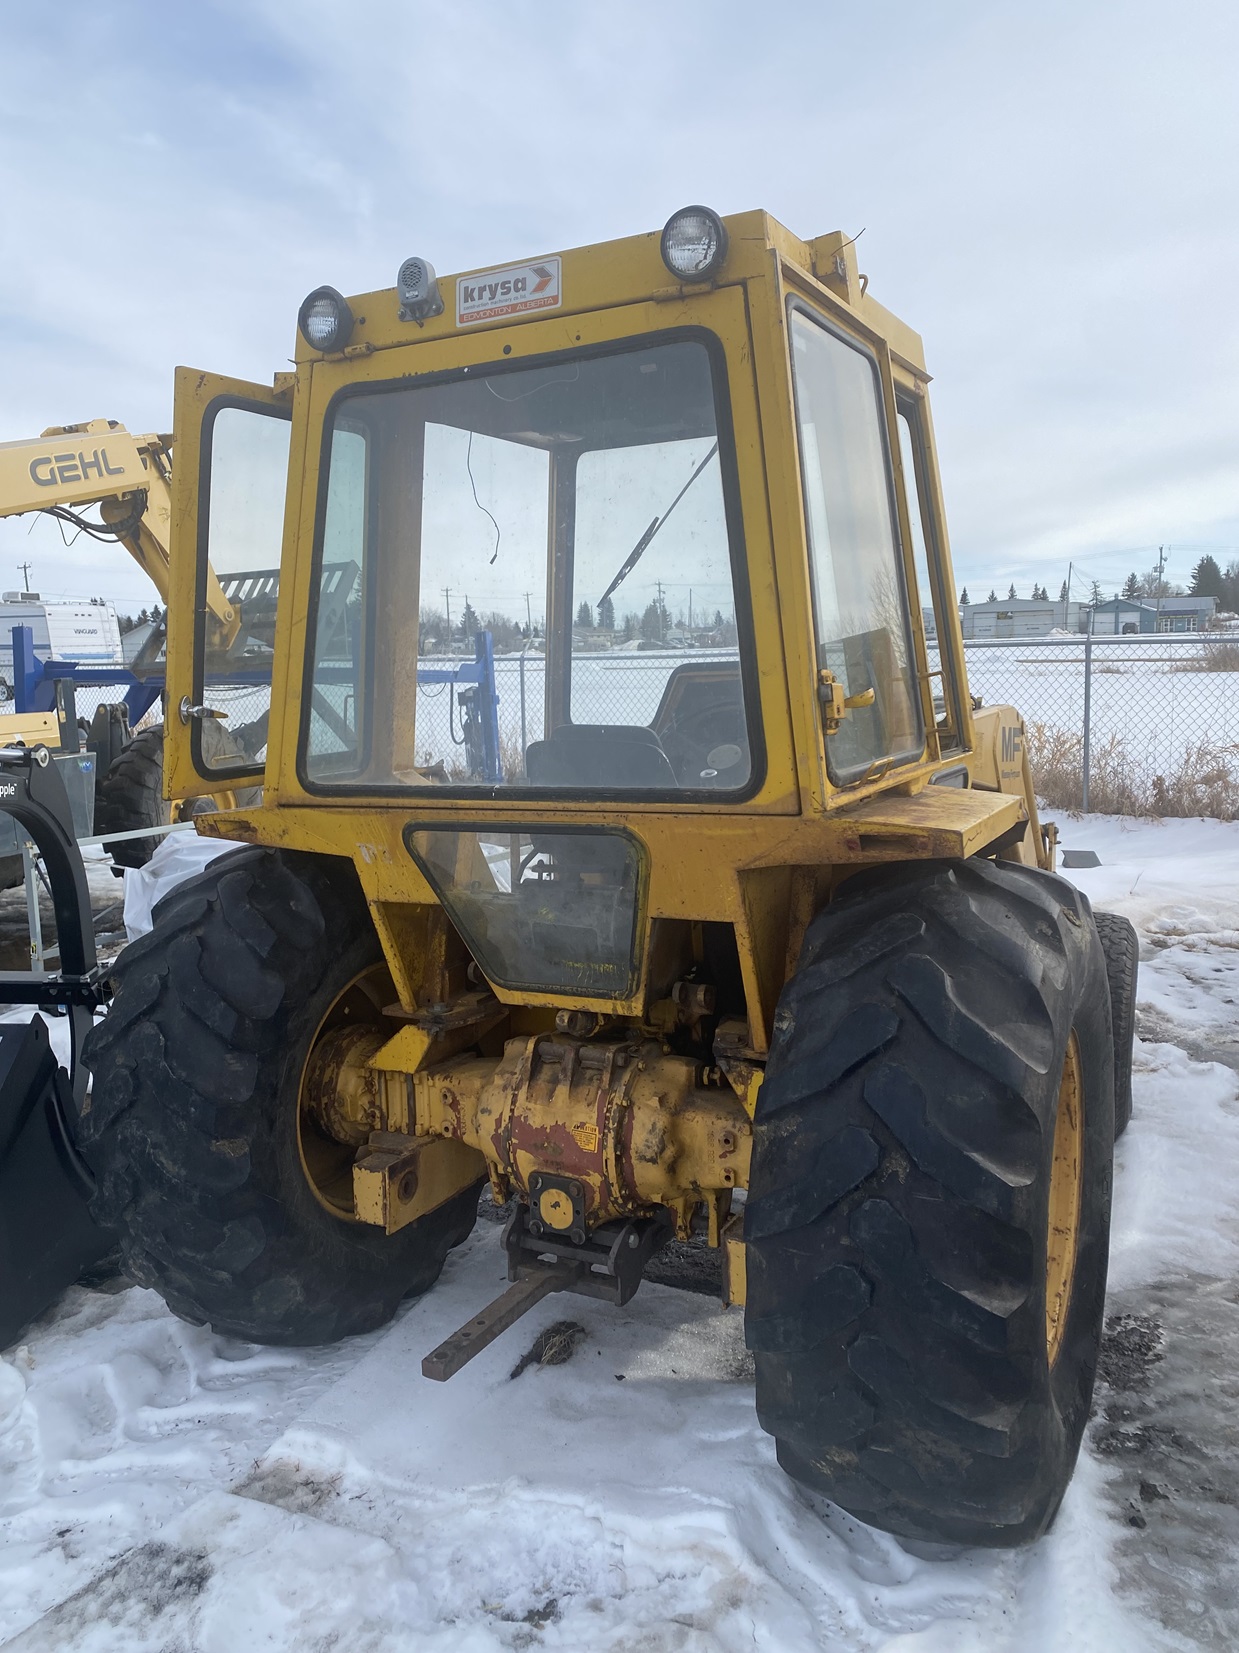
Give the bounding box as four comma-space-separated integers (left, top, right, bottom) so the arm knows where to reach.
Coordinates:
1092, 910, 1138, 1138
94, 722, 262, 869
745, 858, 1114, 1547
79, 847, 483, 1343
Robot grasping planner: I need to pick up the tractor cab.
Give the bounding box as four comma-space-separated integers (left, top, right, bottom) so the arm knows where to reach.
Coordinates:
164, 209, 1035, 1031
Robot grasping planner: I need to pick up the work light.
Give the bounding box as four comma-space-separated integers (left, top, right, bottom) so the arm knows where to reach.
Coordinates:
660, 206, 729, 282
297, 286, 354, 354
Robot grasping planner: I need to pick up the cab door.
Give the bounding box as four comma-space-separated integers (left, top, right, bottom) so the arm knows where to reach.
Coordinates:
164, 368, 292, 801
785, 302, 926, 789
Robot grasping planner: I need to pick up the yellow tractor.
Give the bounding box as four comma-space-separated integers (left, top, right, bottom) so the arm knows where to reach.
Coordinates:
77, 208, 1137, 1547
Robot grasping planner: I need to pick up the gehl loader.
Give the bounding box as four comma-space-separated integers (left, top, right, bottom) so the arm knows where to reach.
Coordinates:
7, 208, 1140, 1547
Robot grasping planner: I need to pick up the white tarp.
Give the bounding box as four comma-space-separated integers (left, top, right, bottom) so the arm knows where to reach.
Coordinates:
122, 830, 240, 941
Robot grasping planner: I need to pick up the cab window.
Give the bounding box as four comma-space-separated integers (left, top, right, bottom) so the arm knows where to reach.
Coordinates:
788, 305, 923, 784
301, 333, 756, 797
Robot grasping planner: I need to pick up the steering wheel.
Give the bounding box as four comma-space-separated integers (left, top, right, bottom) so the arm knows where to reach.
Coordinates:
661, 703, 748, 788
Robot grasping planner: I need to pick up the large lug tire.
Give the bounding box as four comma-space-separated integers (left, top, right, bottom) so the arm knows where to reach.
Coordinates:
1092, 910, 1138, 1138
79, 847, 483, 1344
94, 726, 169, 868
95, 724, 262, 869
745, 858, 1114, 1547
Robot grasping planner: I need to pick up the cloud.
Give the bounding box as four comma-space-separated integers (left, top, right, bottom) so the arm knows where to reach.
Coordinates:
1, 0, 1237, 610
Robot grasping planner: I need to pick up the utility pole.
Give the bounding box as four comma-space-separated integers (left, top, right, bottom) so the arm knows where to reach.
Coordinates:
688, 588, 693, 632
442, 587, 452, 637
523, 591, 532, 634
656, 580, 666, 642
18, 561, 33, 594
1155, 545, 1166, 633
1063, 561, 1072, 631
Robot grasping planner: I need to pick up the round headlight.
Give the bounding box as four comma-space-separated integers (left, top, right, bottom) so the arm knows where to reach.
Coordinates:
297, 285, 354, 354
660, 206, 729, 282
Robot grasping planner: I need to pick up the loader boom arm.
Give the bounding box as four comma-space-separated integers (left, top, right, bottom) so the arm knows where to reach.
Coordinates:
0, 419, 237, 644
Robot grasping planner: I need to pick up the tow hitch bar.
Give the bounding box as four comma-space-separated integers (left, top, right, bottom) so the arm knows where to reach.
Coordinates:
421, 1206, 671, 1381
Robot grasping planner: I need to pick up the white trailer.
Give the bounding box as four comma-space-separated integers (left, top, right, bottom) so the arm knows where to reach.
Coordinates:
0, 592, 125, 700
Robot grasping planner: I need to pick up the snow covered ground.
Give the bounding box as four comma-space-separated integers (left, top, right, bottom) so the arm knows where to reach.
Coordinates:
2, 814, 1238, 1650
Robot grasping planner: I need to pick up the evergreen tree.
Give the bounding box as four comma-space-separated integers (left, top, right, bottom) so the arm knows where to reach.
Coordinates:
640, 600, 663, 642
1191, 554, 1224, 599
1089, 580, 1103, 606
959, 586, 970, 605
1058, 580, 1068, 602
987, 589, 997, 603
597, 594, 615, 631
622, 611, 638, 640
1121, 572, 1140, 600
458, 598, 479, 640
1006, 583, 1017, 600
576, 601, 593, 628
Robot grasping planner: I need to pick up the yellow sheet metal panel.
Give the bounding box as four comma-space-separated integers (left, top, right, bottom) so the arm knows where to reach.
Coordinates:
0, 422, 149, 517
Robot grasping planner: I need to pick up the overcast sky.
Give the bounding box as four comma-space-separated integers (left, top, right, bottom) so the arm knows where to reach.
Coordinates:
1, 0, 1236, 611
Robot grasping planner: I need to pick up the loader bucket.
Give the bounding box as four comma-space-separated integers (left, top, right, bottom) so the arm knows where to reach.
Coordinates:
0, 743, 115, 1348
0, 1015, 113, 1347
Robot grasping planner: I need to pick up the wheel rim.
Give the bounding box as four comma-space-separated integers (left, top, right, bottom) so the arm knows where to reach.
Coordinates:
1045, 1031, 1084, 1366
296, 963, 393, 1222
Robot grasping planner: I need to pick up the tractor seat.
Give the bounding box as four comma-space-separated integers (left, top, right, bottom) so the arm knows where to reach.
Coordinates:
525, 723, 678, 789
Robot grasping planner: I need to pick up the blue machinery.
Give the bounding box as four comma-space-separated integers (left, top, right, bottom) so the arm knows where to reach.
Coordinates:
8, 625, 503, 786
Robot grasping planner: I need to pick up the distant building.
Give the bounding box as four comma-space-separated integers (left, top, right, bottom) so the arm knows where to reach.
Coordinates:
959, 598, 1087, 639
1089, 595, 1217, 635
121, 619, 162, 663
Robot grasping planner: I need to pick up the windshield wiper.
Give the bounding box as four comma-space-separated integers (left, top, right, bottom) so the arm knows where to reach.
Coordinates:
597, 440, 719, 607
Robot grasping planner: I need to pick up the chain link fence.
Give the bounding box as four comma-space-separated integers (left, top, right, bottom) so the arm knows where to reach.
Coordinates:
943, 634, 1239, 819
7, 634, 1236, 819
413, 648, 743, 780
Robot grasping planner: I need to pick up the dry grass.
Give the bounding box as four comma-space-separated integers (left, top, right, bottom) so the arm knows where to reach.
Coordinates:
1172, 636, 1239, 672
421, 728, 527, 784
1025, 722, 1239, 819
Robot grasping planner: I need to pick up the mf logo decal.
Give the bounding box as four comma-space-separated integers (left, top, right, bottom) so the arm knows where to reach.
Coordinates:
1001, 722, 1023, 767
29, 449, 127, 488
456, 257, 562, 326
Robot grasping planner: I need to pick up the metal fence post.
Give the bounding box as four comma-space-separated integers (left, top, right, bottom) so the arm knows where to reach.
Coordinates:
1081, 614, 1094, 812
519, 650, 527, 760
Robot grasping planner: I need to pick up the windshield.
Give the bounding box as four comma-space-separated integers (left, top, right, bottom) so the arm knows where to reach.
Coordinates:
301, 335, 754, 795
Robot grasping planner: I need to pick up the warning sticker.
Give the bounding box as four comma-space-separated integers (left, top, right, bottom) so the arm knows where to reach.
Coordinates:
456, 257, 562, 326
570, 1121, 600, 1154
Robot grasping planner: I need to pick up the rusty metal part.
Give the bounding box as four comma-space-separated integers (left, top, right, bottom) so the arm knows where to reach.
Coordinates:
353, 1130, 487, 1234
713, 1019, 765, 1117
504, 1205, 670, 1306
421, 1269, 573, 1382
370, 989, 507, 1080
528, 1171, 588, 1242
301, 1025, 393, 1147
721, 1209, 746, 1306
410, 1034, 752, 1240
422, 1203, 673, 1382
555, 1008, 606, 1037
